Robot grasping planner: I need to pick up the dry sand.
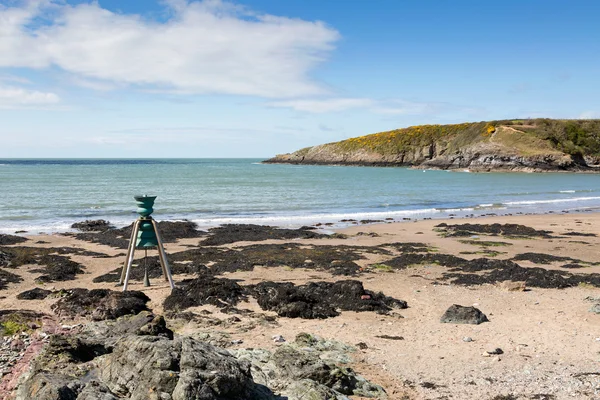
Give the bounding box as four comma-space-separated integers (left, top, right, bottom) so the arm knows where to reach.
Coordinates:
2, 213, 600, 399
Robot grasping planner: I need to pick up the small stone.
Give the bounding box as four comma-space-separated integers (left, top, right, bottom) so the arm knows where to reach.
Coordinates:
463, 337, 473, 342
231, 339, 244, 345
356, 342, 368, 350
498, 280, 526, 292
272, 335, 286, 343
486, 348, 503, 355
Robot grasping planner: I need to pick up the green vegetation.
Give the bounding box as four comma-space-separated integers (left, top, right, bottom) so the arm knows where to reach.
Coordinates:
371, 263, 394, 272
1, 320, 29, 335
326, 119, 600, 158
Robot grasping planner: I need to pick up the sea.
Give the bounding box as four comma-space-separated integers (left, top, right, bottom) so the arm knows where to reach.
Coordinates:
1, 158, 599, 234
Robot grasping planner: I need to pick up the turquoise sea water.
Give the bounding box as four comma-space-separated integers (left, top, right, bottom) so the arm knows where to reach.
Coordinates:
1, 158, 600, 234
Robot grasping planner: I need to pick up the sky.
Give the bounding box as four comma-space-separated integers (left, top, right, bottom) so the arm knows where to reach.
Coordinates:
0, 0, 599, 158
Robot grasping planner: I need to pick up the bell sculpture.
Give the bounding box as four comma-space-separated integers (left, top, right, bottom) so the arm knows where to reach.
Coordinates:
119, 195, 175, 291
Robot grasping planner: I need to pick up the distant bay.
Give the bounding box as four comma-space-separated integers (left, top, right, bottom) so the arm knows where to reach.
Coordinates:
1, 158, 599, 234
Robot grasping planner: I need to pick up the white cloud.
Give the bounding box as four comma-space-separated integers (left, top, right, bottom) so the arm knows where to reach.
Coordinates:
269, 98, 374, 113
579, 111, 599, 119
0, 0, 339, 98
0, 85, 60, 108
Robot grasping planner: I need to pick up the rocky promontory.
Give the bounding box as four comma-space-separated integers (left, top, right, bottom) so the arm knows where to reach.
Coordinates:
265, 119, 600, 172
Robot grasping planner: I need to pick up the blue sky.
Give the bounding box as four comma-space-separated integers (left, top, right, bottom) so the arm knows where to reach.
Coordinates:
0, 0, 599, 158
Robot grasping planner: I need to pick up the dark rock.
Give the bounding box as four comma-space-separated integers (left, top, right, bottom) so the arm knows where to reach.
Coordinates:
441, 304, 488, 324
51, 288, 150, 320
163, 276, 247, 311
250, 280, 407, 319
0, 234, 28, 245
71, 219, 114, 232
16, 287, 52, 300
200, 224, 328, 246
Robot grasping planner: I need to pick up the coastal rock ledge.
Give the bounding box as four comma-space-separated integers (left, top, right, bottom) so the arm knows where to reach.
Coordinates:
264, 119, 600, 172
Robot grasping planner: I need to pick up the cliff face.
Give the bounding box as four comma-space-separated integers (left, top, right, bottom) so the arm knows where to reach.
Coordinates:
265, 119, 600, 172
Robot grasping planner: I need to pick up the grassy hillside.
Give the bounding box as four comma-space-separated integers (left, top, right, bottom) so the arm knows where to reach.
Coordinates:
327, 119, 600, 158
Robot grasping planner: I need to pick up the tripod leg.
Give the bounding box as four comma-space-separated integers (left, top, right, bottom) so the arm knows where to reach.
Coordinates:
123, 220, 141, 292
120, 220, 139, 285
152, 219, 175, 289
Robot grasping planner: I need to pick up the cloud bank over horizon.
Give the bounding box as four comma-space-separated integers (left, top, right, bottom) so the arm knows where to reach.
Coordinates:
0, 0, 339, 99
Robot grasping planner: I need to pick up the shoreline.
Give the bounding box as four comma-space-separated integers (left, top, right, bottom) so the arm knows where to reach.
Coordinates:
2, 212, 600, 399
4, 204, 600, 237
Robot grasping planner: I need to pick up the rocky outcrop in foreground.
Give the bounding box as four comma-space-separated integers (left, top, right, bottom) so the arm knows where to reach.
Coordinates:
265, 119, 600, 172
15, 312, 386, 400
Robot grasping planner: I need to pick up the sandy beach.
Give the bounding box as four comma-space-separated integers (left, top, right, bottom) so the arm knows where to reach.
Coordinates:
2, 212, 600, 399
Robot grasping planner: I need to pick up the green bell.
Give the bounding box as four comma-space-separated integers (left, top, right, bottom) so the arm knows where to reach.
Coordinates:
136, 219, 158, 248
134, 195, 158, 248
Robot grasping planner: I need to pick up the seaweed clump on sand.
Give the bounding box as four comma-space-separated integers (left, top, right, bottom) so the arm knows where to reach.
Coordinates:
29, 255, 85, 283
16, 287, 52, 300
199, 224, 329, 246
435, 223, 553, 238
169, 243, 381, 276
380, 253, 468, 270
92, 255, 209, 283
163, 276, 247, 311
73, 220, 206, 249
71, 219, 114, 232
0, 268, 23, 290
249, 280, 407, 319
0, 234, 28, 245
511, 252, 584, 265
0, 246, 108, 269
52, 288, 150, 320
442, 258, 600, 289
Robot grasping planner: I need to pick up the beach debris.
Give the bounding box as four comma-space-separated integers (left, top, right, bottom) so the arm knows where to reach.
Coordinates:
51, 288, 150, 320
199, 223, 328, 246
485, 348, 504, 355
375, 335, 404, 340
440, 304, 489, 325
250, 280, 407, 319
16, 287, 52, 300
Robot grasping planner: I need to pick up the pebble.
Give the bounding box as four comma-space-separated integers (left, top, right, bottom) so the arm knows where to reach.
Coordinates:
230, 339, 244, 345
272, 335, 286, 343
486, 348, 504, 355
463, 337, 473, 342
